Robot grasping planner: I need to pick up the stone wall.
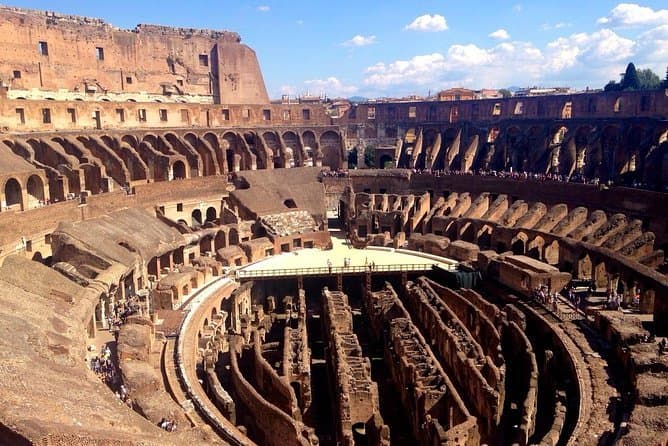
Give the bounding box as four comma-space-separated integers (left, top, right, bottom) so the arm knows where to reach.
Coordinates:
501, 320, 538, 446
322, 288, 385, 445
404, 278, 501, 439
229, 344, 313, 446
0, 6, 268, 104
365, 283, 480, 445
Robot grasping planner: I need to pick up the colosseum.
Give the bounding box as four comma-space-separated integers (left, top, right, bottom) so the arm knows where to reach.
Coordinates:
0, 5, 666, 446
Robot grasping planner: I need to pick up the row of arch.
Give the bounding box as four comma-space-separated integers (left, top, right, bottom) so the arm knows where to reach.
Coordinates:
1, 128, 344, 203
397, 122, 668, 185
1, 174, 46, 211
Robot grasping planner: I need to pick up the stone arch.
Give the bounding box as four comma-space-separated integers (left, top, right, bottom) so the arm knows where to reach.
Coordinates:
244, 131, 268, 170
121, 135, 139, 149
526, 125, 547, 171
379, 154, 393, 169
263, 131, 283, 168
229, 227, 240, 246
526, 235, 545, 260
192, 209, 203, 227
504, 126, 524, 171
206, 206, 217, 222
476, 224, 493, 249
185, 133, 216, 176
214, 230, 227, 251
200, 236, 214, 255
302, 131, 317, 166
613, 97, 622, 113
165, 132, 200, 177
320, 130, 343, 169
620, 126, 643, 178
282, 131, 303, 166
544, 240, 560, 265
222, 132, 242, 172
459, 222, 475, 242
172, 160, 187, 179
202, 132, 225, 174
4, 177, 22, 209
25, 174, 45, 208
511, 232, 528, 255
575, 253, 592, 279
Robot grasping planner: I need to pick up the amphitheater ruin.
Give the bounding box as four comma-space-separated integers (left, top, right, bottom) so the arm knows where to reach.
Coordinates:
0, 5, 666, 446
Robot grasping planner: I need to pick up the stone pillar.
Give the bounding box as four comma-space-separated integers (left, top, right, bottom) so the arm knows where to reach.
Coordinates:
639, 289, 655, 314
99, 296, 108, 329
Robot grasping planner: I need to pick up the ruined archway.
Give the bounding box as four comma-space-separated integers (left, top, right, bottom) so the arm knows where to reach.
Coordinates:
206, 206, 217, 223
4, 177, 22, 209
172, 160, 186, 180
192, 209, 203, 227
320, 131, 343, 169
26, 175, 45, 208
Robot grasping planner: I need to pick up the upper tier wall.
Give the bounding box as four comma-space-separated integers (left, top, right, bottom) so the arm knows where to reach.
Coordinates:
338, 90, 668, 127
0, 6, 268, 104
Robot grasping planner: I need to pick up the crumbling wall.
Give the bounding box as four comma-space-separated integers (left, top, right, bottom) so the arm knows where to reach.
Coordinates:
322, 288, 385, 445
365, 284, 480, 445
229, 347, 314, 446
404, 279, 501, 439
501, 321, 539, 446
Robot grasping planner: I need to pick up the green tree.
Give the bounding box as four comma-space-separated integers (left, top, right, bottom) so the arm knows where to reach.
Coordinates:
364, 145, 375, 168
620, 62, 640, 90
637, 68, 661, 90
498, 88, 512, 98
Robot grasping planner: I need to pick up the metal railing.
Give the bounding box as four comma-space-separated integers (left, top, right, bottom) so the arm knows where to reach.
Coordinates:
236, 263, 436, 279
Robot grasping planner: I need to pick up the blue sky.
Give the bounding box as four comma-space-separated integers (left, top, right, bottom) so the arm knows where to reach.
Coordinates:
7, 1, 668, 98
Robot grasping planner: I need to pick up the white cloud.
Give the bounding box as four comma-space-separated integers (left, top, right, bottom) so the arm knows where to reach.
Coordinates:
597, 3, 668, 27
541, 22, 573, 31
513, 4, 523, 12
280, 85, 297, 95
304, 77, 358, 97
489, 29, 511, 40
404, 14, 448, 32
257, 5, 270, 12
360, 25, 648, 95
343, 35, 377, 47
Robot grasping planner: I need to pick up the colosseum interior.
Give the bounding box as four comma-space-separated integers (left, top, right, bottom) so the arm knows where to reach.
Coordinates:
0, 5, 667, 446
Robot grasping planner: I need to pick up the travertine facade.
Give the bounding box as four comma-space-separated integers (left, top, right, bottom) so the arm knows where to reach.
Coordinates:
0, 6, 268, 104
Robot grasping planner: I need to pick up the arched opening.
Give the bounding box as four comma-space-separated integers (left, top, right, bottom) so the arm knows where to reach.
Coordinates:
379, 154, 393, 169
26, 175, 45, 208
172, 160, 186, 179
348, 148, 358, 168
459, 222, 475, 242
544, 240, 560, 265
215, 231, 227, 251
477, 225, 493, 249
229, 228, 240, 246
284, 199, 297, 209
206, 206, 217, 222
192, 209, 203, 227
320, 131, 342, 169
4, 178, 22, 209
511, 238, 525, 255
526, 236, 544, 260
614, 97, 622, 113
